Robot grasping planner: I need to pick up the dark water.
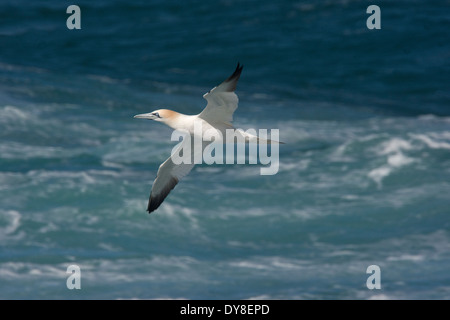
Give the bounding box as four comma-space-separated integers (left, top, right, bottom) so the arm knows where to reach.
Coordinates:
1, 0, 449, 299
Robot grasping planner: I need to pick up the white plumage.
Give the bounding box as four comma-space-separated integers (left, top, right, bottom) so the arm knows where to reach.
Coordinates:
134, 64, 278, 213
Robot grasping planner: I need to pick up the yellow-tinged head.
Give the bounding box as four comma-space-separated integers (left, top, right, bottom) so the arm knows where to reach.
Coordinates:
134, 109, 180, 125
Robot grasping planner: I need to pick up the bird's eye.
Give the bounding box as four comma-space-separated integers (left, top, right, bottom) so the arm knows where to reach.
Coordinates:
152, 112, 161, 118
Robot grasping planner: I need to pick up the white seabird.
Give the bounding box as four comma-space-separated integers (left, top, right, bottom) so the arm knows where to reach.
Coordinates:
134, 63, 279, 213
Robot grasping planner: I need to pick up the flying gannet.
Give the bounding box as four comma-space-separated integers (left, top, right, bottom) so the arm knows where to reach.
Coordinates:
134, 63, 278, 213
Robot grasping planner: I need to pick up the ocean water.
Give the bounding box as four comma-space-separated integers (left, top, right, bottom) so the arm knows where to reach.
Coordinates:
1, 0, 449, 300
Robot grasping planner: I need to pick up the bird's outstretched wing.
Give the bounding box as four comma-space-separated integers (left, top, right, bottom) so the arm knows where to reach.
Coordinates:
147, 140, 196, 213
198, 63, 243, 125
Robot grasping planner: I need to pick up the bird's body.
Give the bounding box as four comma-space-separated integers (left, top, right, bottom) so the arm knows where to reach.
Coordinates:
150, 111, 229, 138
134, 64, 279, 213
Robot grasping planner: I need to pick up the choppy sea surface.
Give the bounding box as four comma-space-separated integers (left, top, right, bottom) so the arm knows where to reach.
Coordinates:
1, 0, 449, 299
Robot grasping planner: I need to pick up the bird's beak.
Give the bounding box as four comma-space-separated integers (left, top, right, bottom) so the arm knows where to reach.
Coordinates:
134, 113, 156, 120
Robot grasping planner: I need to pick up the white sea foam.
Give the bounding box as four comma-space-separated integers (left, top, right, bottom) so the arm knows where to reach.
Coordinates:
217, 207, 271, 219
272, 121, 310, 143
373, 185, 425, 208
0, 256, 203, 288
101, 160, 127, 169
37, 222, 59, 234
25, 170, 99, 188
330, 141, 354, 162
0, 172, 29, 191
387, 152, 414, 167
378, 138, 413, 155
291, 207, 325, 221
0, 210, 21, 239
246, 294, 272, 300
418, 114, 450, 123
229, 256, 309, 273
227, 241, 261, 250
368, 165, 391, 188
368, 137, 416, 187
341, 194, 359, 201
77, 256, 206, 285
155, 203, 203, 235
387, 254, 425, 262
0, 142, 66, 159
0, 105, 30, 121
87, 74, 119, 84
367, 294, 391, 300
279, 159, 310, 172
362, 229, 450, 265
0, 262, 67, 280
410, 133, 450, 150
229, 261, 270, 270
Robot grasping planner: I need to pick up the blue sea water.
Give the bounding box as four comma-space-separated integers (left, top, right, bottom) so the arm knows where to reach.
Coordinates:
0, 0, 449, 299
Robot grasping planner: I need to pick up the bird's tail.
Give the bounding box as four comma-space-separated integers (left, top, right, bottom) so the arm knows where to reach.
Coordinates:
234, 129, 285, 145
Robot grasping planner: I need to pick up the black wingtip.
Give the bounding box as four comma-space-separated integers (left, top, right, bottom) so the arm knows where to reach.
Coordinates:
147, 194, 164, 214
226, 63, 243, 82
146, 176, 179, 214
223, 63, 244, 92
147, 196, 162, 214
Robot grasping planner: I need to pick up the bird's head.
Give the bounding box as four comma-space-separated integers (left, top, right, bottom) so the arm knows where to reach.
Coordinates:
133, 109, 179, 124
